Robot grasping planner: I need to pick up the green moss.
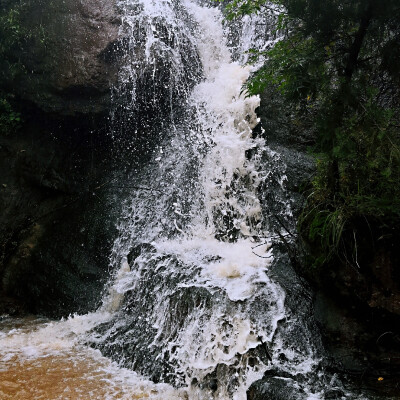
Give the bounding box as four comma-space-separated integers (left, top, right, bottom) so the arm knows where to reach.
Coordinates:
0, 93, 21, 134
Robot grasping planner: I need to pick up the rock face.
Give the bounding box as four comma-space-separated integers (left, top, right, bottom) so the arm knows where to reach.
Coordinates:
0, 0, 122, 317
0, 0, 198, 318
247, 375, 307, 400
2, 0, 120, 115
252, 89, 400, 398
0, 113, 118, 317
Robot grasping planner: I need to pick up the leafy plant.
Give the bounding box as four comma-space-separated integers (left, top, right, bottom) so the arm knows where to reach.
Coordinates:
220, 0, 400, 269
0, 1, 48, 134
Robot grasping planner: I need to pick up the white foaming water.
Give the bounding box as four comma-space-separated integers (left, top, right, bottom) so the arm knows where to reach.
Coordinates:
155, 238, 272, 301
185, 2, 266, 242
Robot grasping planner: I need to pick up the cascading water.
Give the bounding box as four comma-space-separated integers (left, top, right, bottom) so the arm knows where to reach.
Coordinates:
90, 0, 324, 398
0, 1, 384, 399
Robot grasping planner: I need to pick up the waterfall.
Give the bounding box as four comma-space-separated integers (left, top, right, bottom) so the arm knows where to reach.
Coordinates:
0, 1, 379, 399
91, 0, 322, 398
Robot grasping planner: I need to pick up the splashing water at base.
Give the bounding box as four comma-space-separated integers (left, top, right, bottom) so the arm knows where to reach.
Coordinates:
0, 316, 183, 400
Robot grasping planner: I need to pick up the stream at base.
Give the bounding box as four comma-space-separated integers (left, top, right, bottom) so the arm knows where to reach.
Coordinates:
0, 316, 182, 400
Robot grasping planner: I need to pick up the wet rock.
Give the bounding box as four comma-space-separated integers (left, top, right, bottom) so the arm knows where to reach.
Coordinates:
247, 376, 307, 400
208, 378, 218, 391
0, 0, 127, 317
127, 243, 157, 265
258, 88, 316, 224
1, 0, 120, 116
324, 388, 346, 399
257, 86, 400, 398
0, 115, 119, 317
0, 0, 202, 319
0, 293, 25, 317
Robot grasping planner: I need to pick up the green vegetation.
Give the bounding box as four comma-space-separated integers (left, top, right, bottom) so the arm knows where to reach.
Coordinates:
0, 95, 21, 134
221, 0, 400, 268
0, 2, 27, 134
0, 1, 47, 135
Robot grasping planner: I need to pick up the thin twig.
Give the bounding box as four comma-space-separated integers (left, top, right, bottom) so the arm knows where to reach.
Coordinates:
376, 331, 393, 345
273, 214, 296, 238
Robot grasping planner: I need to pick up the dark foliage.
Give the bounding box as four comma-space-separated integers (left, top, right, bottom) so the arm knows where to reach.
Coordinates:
222, 0, 400, 269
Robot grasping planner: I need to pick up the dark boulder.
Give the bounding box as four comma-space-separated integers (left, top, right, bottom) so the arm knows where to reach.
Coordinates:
0, 0, 124, 317
247, 375, 307, 400
0, 113, 119, 317
1, 0, 120, 116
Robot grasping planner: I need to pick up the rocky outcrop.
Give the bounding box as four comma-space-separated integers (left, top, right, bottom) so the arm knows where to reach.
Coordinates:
251, 89, 400, 398
1, 0, 120, 115
0, 0, 123, 317
0, 0, 198, 318
0, 113, 118, 317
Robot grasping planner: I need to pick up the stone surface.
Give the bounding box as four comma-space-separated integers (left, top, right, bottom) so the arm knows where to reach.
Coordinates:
247, 376, 307, 400
253, 88, 400, 398
0, 112, 118, 317
0, 0, 124, 317
2, 0, 120, 115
